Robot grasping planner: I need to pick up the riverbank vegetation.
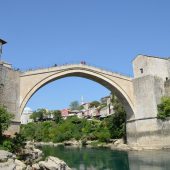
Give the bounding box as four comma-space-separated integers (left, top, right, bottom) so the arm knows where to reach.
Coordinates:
157, 96, 170, 120
0, 106, 26, 153
21, 98, 126, 144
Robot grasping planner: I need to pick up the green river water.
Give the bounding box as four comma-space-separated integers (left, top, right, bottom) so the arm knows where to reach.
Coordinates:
41, 145, 170, 170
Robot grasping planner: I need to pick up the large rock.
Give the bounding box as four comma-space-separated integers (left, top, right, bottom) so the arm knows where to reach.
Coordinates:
0, 150, 15, 162
15, 159, 26, 170
32, 163, 40, 170
23, 142, 43, 164
0, 150, 16, 170
39, 156, 72, 170
64, 140, 81, 146
0, 158, 16, 170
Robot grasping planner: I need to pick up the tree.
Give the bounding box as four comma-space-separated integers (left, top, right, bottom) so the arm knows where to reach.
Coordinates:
69, 101, 80, 110
89, 101, 100, 108
52, 110, 62, 123
37, 108, 48, 120
0, 106, 14, 138
157, 96, 170, 120
104, 94, 126, 139
30, 108, 48, 122
30, 111, 38, 122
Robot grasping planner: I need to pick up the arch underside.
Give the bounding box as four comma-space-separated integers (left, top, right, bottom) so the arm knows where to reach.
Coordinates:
20, 70, 134, 120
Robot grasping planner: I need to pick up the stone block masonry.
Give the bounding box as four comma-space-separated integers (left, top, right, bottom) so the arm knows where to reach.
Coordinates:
0, 62, 20, 135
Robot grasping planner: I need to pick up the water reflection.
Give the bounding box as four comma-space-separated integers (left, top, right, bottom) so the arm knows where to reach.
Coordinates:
40, 145, 170, 170
128, 150, 170, 170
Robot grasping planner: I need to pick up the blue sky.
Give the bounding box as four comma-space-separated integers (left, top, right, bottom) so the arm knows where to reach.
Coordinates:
1, 1, 170, 110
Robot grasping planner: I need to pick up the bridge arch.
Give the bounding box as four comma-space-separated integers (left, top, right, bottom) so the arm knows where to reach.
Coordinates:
20, 65, 134, 120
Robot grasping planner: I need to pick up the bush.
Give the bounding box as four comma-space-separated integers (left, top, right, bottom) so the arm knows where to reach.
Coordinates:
12, 133, 26, 152
0, 106, 14, 137
94, 129, 110, 142
21, 109, 126, 143
2, 140, 14, 152
53, 133, 66, 143
157, 97, 170, 120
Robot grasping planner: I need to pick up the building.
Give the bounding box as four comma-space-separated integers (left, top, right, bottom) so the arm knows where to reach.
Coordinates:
21, 107, 33, 124
99, 94, 114, 118
61, 109, 69, 119
61, 109, 83, 119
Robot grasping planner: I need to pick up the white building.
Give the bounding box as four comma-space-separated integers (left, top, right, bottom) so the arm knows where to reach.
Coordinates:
21, 107, 33, 124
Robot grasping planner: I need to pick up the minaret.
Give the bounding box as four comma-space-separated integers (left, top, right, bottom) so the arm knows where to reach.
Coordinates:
81, 96, 84, 105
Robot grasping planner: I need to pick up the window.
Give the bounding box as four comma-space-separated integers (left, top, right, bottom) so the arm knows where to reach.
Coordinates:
140, 68, 143, 74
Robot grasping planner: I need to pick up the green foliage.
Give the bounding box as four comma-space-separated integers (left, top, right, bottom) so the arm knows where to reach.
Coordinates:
30, 112, 37, 122
52, 110, 62, 123
69, 101, 80, 110
12, 133, 26, 152
89, 101, 100, 108
21, 114, 124, 143
98, 103, 107, 111
30, 108, 51, 122
2, 140, 14, 151
94, 128, 111, 142
21, 121, 54, 142
157, 96, 170, 120
0, 106, 14, 137
105, 94, 126, 139
78, 105, 84, 110
21, 94, 126, 143
1, 133, 26, 153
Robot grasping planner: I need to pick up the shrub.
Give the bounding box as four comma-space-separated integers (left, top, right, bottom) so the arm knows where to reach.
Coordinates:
2, 140, 14, 152
0, 106, 14, 137
94, 129, 110, 142
12, 133, 26, 152
157, 97, 170, 120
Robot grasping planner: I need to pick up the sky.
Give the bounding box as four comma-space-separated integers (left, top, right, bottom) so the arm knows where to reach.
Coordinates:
1, 1, 170, 110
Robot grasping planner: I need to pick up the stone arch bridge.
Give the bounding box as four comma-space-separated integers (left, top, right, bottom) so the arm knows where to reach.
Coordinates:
20, 64, 134, 120
1, 55, 170, 147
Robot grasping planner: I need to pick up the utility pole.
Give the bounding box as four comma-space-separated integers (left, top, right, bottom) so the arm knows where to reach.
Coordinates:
0, 39, 7, 61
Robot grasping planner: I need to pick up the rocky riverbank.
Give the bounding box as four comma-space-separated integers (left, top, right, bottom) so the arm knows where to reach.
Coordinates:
34, 139, 169, 151
0, 142, 71, 170
34, 139, 132, 151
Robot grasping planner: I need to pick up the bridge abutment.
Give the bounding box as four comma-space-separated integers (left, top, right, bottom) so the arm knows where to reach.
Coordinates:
0, 62, 20, 135
131, 55, 170, 147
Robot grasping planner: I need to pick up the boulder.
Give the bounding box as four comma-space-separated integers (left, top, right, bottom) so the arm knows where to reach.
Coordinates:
39, 156, 72, 170
0, 150, 15, 162
25, 165, 32, 170
23, 142, 43, 164
64, 140, 81, 146
114, 139, 124, 145
15, 159, 26, 170
0, 158, 16, 170
0, 150, 16, 170
32, 163, 40, 169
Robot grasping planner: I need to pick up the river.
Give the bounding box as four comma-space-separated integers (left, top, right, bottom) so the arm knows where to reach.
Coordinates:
40, 145, 170, 170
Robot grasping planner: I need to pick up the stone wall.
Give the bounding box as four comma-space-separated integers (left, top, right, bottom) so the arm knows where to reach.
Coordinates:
133, 55, 170, 80
131, 55, 170, 147
0, 63, 20, 135
164, 79, 170, 96
133, 75, 164, 119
